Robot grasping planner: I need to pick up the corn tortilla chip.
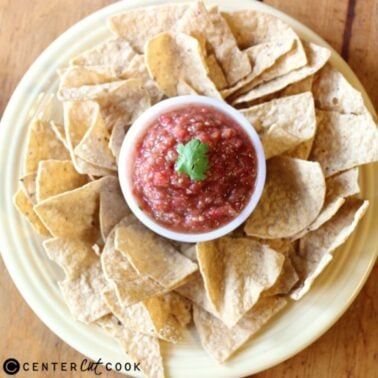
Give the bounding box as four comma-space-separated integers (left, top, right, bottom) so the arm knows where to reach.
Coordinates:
233, 42, 330, 105
43, 237, 99, 279
176, 2, 251, 85
20, 173, 37, 204
97, 315, 165, 378
115, 223, 198, 289
176, 272, 215, 315
44, 238, 110, 322
34, 177, 107, 242
63, 101, 115, 176
99, 176, 130, 240
310, 110, 378, 177
312, 63, 365, 114
103, 290, 189, 343
59, 265, 110, 323
290, 168, 360, 240
177, 81, 199, 96
108, 122, 128, 162
24, 120, 70, 174
108, 3, 189, 52
13, 187, 50, 236
223, 39, 307, 98
263, 243, 299, 296
61, 79, 150, 127
222, 9, 300, 49
284, 138, 314, 160
59, 65, 118, 93
245, 157, 326, 239
101, 222, 166, 306
240, 92, 316, 158
206, 54, 227, 90
36, 160, 88, 202
70, 38, 137, 76
120, 54, 164, 104
193, 296, 287, 363
197, 237, 284, 327
291, 199, 369, 300
145, 32, 222, 99
74, 107, 117, 171
246, 75, 314, 107
50, 121, 68, 149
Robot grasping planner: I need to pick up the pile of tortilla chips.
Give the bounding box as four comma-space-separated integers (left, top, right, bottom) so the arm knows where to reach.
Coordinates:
13, 2, 378, 377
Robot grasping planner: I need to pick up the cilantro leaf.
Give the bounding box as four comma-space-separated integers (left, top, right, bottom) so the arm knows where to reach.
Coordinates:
175, 139, 209, 181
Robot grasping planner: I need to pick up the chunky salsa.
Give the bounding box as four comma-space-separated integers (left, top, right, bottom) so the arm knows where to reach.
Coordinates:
132, 105, 257, 233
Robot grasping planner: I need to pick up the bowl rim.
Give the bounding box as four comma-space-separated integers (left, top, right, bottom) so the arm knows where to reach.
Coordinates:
118, 95, 266, 242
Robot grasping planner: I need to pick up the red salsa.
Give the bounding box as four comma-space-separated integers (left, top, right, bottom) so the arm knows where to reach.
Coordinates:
132, 105, 257, 233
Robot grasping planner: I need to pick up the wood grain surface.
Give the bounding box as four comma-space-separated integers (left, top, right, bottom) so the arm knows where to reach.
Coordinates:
0, 0, 377, 377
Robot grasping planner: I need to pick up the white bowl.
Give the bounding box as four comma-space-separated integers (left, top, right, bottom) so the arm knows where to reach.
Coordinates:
118, 95, 266, 242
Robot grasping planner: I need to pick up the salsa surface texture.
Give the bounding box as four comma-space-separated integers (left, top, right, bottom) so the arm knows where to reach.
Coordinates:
132, 105, 257, 232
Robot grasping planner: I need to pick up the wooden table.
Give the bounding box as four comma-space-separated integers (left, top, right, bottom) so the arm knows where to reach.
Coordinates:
0, 0, 377, 377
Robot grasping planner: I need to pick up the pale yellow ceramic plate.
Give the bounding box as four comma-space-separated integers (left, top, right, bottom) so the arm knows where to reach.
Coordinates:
0, 1, 377, 377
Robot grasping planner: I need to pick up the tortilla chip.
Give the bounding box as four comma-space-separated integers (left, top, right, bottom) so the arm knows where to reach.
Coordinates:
245, 41, 294, 80
165, 291, 192, 327
247, 75, 314, 107
245, 157, 326, 239
176, 2, 251, 85
44, 238, 110, 322
59, 265, 110, 323
99, 176, 130, 240
103, 290, 189, 343
59, 65, 117, 92
291, 199, 369, 300
34, 177, 106, 242
97, 315, 165, 378
284, 138, 314, 160
177, 81, 199, 96
101, 222, 166, 306
243, 41, 308, 94
326, 168, 360, 198
43, 237, 98, 279
310, 110, 378, 177
145, 32, 222, 99
13, 187, 50, 236
240, 92, 316, 158
206, 54, 227, 89
63, 101, 114, 176
222, 9, 300, 49
175, 272, 214, 313
36, 160, 88, 202
222, 39, 307, 98
312, 63, 365, 114
193, 296, 288, 363
70, 38, 137, 76
290, 168, 360, 239
20, 173, 37, 204
61, 79, 150, 126
120, 54, 164, 104
50, 121, 68, 149
115, 223, 198, 289
263, 249, 299, 296
74, 107, 117, 171
108, 122, 127, 162
233, 42, 330, 105
24, 120, 70, 174
108, 3, 189, 52
196, 237, 284, 327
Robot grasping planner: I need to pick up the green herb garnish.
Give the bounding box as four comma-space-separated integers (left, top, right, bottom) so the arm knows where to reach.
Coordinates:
175, 139, 209, 181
